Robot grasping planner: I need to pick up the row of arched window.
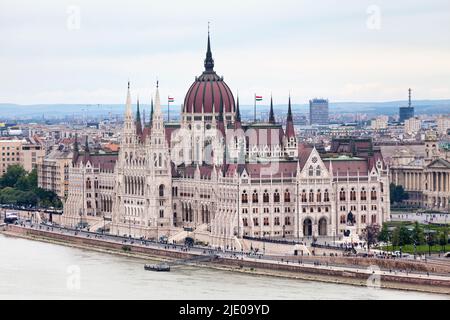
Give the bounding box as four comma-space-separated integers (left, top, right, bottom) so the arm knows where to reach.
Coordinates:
301, 189, 330, 203
242, 216, 292, 227
339, 187, 377, 201
241, 189, 291, 204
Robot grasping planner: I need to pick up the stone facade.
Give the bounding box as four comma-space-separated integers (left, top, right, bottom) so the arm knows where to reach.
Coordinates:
62, 35, 390, 246
390, 131, 450, 211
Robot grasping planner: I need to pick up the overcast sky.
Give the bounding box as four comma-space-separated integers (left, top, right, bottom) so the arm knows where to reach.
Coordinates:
1, 0, 450, 105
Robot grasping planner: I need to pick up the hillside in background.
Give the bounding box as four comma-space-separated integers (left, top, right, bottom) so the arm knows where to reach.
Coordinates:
1, 99, 449, 121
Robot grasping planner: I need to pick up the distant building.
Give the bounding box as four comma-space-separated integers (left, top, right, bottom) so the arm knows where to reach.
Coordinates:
0, 137, 45, 175
38, 148, 73, 199
399, 88, 414, 123
309, 99, 329, 125
371, 116, 388, 130
404, 117, 421, 135
436, 115, 450, 135
390, 131, 450, 211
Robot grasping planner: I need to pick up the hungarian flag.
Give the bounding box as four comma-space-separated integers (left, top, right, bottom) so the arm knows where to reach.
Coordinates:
255, 95, 263, 101
168, 97, 174, 103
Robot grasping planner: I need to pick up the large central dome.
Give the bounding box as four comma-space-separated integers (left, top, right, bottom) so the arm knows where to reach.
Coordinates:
183, 33, 235, 116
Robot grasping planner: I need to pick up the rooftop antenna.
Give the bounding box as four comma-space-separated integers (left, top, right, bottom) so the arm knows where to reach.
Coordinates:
408, 88, 412, 108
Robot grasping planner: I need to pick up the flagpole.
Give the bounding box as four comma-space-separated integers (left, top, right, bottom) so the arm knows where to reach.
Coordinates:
168, 96, 170, 123
254, 93, 256, 123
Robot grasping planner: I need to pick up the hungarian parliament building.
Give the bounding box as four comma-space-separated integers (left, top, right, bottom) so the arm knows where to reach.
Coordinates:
63, 35, 390, 247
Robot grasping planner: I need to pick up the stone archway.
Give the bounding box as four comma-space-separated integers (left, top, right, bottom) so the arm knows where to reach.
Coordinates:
303, 218, 312, 237
319, 217, 327, 236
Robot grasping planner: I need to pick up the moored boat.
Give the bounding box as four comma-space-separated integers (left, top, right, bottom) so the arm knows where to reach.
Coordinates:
144, 263, 170, 272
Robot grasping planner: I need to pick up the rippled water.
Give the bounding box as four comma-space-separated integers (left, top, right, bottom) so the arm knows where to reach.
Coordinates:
0, 234, 447, 300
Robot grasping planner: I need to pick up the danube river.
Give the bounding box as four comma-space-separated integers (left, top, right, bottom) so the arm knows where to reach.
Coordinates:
0, 234, 447, 300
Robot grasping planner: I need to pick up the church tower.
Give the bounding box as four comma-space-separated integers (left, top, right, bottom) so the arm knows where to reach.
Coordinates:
148, 82, 173, 233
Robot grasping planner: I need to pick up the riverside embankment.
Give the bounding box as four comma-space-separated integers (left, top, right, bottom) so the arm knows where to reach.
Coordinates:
2, 224, 449, 295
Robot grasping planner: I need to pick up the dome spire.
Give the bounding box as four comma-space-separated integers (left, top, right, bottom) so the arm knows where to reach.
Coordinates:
204, 22, 214, 72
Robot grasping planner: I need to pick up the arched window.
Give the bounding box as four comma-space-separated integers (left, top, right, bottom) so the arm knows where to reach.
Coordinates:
361, 188, 367, 201
371, 214, 377, 224
316, 165, 321, 176
339, 188, 346, 201
252, 190, 258, 203
274, 190, 280, 203
316, 190, 322, 202
324, 189, 330, 202
350, 188, 356, 201
308, 165, 314, 177
340, 214, 346, 224
284, 189, 291, 202
263, 190, 269, 203
319, 218, 327, 236
371, 187, 377, 201
241, 190, 248, 204
361, 215, 367, 224
303, 219, 312, 237
86, 178, 91, 189
159, 184, 165, 197
309, 189, 314, 202
301, 190, 307, 202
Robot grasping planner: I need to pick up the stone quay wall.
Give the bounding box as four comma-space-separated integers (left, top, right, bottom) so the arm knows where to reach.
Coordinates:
4, 224, 450, 290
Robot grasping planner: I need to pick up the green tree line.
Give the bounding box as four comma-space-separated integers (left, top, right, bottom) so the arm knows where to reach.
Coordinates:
0, 164, 62, 208
378, 221, 449, 251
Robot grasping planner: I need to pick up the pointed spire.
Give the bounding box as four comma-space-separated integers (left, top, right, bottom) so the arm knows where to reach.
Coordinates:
83, 136, 90, 163
204, 23, 215, 72
235, 96, 241, 122
269, 94, 275, 124
136, 98, 143, 136
84, 136, 89, 153
72, 133, 79, 165
287, 95, 293, 122
234, 95, 242, 130
154, 81, 161, 114
125, 81, 132, 117
150, 96, 154, 126
285, 95, 295, 138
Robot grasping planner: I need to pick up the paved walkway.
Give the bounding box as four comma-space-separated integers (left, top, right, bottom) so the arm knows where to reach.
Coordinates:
6, 221, 450, 284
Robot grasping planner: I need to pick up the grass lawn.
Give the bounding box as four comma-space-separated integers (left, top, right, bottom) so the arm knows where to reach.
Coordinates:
381, 244, 448, 254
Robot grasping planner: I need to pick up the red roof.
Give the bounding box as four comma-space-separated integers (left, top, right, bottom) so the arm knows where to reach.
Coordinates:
184, 74, 235, 114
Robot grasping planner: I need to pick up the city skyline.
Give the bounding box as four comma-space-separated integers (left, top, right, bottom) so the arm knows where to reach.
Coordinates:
1, 0, 450, 105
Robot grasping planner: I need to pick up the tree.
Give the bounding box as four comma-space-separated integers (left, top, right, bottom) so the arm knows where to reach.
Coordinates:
0, 164, 27, 188
439, 227, 448, 252
378, 223, 390, 243
389, 183, 409, 204
362, 224, 380, 252
411, 221, 425, 245
399, 225, 412, 245
392, 225, 412, 248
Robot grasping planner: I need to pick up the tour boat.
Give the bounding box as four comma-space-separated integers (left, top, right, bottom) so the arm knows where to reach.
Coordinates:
144, 263, 170, 272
